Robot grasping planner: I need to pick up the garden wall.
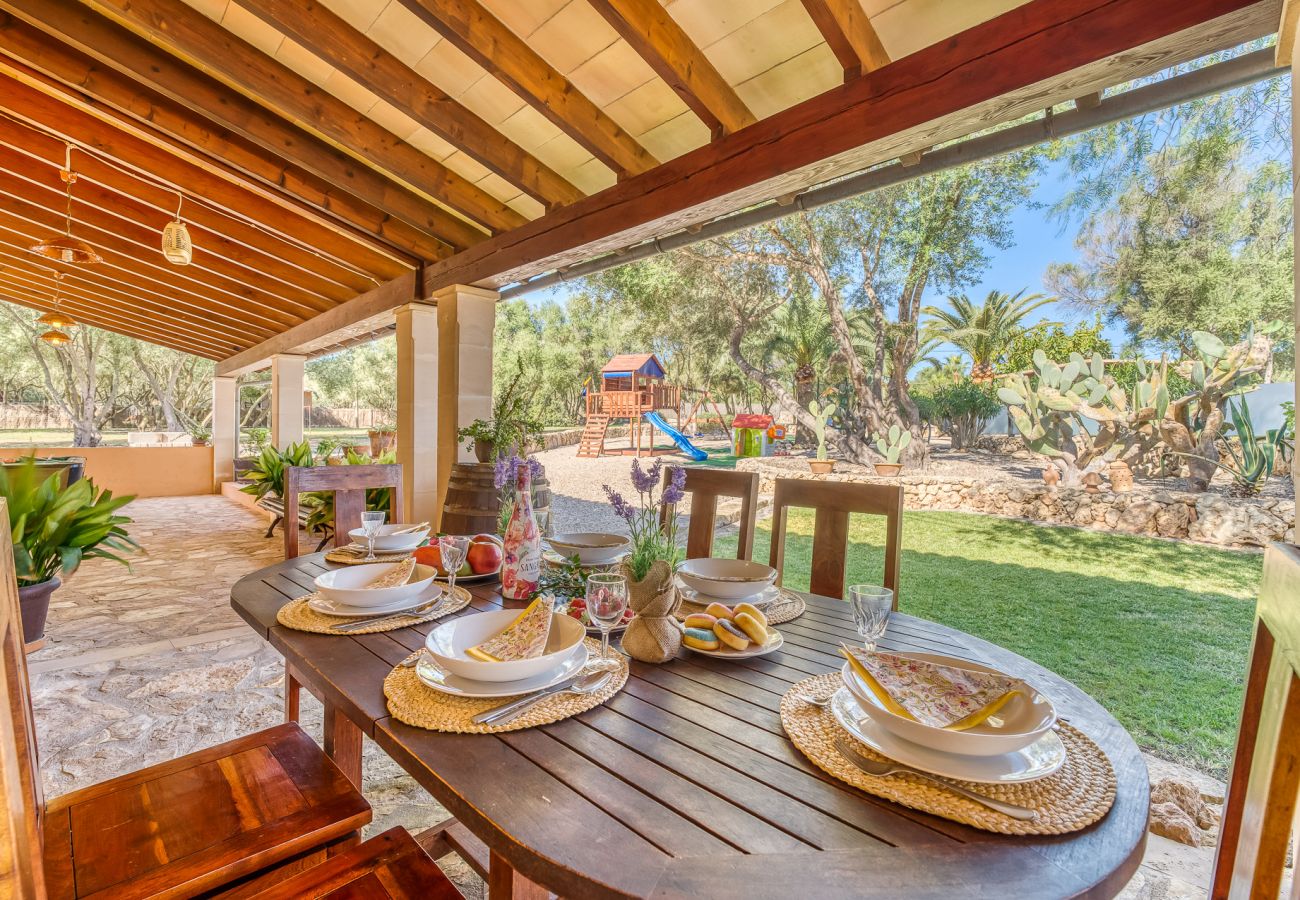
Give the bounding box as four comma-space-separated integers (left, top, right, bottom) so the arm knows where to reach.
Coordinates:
11, 446, 215, 498
737, 457, 1293, 549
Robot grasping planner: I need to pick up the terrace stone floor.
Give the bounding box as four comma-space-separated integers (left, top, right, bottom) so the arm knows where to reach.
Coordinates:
27, 491, 1219, 899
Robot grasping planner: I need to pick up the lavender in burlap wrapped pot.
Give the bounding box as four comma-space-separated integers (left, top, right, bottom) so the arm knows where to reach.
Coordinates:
619, 560, 682, 663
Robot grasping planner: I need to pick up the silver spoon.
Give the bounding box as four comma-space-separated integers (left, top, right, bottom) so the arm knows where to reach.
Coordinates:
801, 691, 837, 708
481, 671, 613, 726
331, 597, 443, 632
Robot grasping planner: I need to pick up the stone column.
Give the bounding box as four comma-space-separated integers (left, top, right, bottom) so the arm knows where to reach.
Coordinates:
396, 303, 440, 525
212, 374, 237, 491
1292, 33, 1300, 495
439, 284, 498, 464
270, 353, 306, 449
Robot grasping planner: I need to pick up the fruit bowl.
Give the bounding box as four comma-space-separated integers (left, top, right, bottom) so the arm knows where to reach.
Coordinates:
414, 534, 503, 578
425, 610, 586, 682
314, 562, 436, 608
347, 524, 429, 552
677, 558, 777, 600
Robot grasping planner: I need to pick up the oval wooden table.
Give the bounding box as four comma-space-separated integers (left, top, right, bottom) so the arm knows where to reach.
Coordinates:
231, 554, 1149, 899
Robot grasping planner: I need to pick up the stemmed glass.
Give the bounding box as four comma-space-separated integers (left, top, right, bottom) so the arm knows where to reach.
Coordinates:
438, 535, 470, 600
585, 572, 628, 671
360, 510, 386, 562
848, 584, 894, 652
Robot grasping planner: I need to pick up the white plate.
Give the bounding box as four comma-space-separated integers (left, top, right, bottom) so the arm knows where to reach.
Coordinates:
415, 643, 590, 698
830, 688, 1066, 784
433, 568, 500, 583
684, 630, 784, 660
308, 582, 443, 617
677, 581, 780, 608
543, 549, 628, 570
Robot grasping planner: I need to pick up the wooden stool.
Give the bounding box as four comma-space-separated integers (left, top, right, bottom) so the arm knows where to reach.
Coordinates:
0, 499, 372, 900
248, 827, 461, 899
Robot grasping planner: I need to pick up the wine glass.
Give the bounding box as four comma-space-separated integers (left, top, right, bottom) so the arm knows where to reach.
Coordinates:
360, 510, 386, 562
848, 584, 894, 651
438, 535, 470, 599
585, 572, 628, 671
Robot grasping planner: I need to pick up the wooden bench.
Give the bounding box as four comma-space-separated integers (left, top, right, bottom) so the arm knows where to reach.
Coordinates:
258, 496, 331, 551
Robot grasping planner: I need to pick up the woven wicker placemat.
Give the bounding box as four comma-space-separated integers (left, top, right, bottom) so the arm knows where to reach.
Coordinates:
781, 673, 1116, 835
384, 637, 628, 734
677, 587, 806, 625
323, 547, 415, 565
276, 585, 471, 634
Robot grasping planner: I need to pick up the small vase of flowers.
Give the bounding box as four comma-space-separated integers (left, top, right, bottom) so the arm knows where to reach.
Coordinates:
603, 460, 686, 663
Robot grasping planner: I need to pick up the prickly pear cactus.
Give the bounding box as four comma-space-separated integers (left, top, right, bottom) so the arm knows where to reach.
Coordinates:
873, 424, 912, 464
808, 399, 836, 461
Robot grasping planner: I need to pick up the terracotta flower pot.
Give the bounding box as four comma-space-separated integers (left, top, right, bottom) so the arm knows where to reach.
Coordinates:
474, 438, 495, 464
18, 577, 59, 650
809, 459, 835, 475
368, 430, 396, 456
873, 463, 902, 477
1108, 460, 1134, 493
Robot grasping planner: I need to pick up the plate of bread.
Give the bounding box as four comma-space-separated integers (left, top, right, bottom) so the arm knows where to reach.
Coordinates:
680, 600, 783, 659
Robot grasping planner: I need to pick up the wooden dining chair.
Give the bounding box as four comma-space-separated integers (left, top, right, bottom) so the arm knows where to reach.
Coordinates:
1210, 542, 1300, 899
282, 463, 404, 560
768, 477, 903, 604
660, 466, 760, 560
0, 499, 372, 899
247, 827, 460, 899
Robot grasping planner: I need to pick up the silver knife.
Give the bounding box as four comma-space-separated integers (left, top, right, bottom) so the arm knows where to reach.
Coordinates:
331, 597, 443, 633
472, 674, 583, 724
833, 736, 1038, 821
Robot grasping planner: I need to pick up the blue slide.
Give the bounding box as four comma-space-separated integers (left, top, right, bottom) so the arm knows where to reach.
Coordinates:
643, 411, 707, 461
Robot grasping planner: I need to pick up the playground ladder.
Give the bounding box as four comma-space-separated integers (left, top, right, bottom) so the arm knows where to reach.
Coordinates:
576, 413, 610, 458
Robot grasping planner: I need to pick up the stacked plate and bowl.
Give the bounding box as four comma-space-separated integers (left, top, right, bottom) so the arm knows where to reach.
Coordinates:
345, 524, 430, 554
310, 559, 441, 618
544, 532, 630, 567
833, 652, 1066, 784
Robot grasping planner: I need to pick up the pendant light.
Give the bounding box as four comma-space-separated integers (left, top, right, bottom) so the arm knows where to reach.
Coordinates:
161, 191, 192, 265
29, 146, 102, 265
36, 272, 77, 330
39, 328, 73, 347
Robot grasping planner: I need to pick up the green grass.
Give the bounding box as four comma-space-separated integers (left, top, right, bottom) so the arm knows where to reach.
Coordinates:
718, 510, 1261, 776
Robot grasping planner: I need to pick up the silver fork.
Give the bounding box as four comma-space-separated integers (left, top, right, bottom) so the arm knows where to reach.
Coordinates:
833, 736, 1037, 821
331, 597, 444, 633
477, 671, 613, 726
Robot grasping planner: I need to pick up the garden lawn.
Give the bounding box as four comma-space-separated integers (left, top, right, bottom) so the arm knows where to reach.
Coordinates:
718, 510, 1261, 776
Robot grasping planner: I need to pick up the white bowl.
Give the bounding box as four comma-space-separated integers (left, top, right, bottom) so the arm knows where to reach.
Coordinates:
314, 562, 435, 609
545, 532, 630, 565
842, 655, 1056, 757
347, 524, 430, 552
425, 610, 586, 682
677, 558, 777, 600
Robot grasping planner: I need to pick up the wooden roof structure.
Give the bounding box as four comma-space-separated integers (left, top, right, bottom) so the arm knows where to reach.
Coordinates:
0, 0, 1282, 371
601, 353, 665, 378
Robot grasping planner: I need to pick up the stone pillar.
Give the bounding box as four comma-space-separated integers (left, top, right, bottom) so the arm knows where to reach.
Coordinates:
212, 374, 237, 491
395, 303, 441, 525
270, 353, 306, 449
437, 284, 498, 464
1293, 34, 1300, 496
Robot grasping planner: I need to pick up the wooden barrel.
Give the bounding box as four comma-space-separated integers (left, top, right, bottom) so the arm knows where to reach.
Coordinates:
441, 462, 553, 536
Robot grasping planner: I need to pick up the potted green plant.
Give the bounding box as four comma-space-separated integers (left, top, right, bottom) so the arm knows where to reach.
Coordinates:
872, 425, 912, 476
314, 437, 343, 465
458, 418, 499, 463
367, 423, 396, 457
807, 399, 836, 474
189, 427, 211, 448
239, 441, 314, 504
1, 457, 138, 648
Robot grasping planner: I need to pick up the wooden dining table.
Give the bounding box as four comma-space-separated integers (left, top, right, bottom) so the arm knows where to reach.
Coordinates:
230, 553, 1150, 899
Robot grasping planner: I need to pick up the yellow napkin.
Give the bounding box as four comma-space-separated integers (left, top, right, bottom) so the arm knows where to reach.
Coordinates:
466, 596, 555, 662
840, 644, 1023, 731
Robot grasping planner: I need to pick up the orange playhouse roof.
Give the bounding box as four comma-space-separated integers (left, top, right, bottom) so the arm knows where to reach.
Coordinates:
601, 353, 666, 377
732, 414, 773, 429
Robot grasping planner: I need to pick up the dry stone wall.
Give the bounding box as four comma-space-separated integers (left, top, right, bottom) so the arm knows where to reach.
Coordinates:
738, 458, 1293, 549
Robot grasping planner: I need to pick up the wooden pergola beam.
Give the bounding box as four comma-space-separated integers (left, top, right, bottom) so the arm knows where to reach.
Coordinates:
0, 4, 476, 258
77, 0, 526, 235
799, 0, 890, 80
586, 0, 757, 138
394, 0, 658, 178
240, 0, 583, 210
0, 71, 422, 285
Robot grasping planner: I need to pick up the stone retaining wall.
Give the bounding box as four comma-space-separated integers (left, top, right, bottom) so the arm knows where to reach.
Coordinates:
737, 457, 1293, 549
528, 425, 629, 453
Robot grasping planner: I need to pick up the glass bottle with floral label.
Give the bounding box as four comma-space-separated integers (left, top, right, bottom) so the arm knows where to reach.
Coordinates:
500, 465, 541, 600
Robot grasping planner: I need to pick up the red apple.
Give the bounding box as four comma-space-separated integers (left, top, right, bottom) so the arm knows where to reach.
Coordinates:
466, 539, 503, 575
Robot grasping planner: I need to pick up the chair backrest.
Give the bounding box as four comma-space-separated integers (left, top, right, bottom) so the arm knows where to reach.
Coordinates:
0, 499, 46, 898
283, 464, 404, 559
660, 467, 760, 561
1211, 542, 1300, 898
768, 478, 902, 603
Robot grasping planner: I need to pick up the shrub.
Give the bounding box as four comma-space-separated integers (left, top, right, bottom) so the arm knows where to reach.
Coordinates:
931, 379, 1001, 450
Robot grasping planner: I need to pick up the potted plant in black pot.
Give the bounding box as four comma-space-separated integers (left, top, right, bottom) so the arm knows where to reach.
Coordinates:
1, 457, 138, 649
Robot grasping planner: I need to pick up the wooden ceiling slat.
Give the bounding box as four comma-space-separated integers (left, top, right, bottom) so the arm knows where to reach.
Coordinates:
0, 220, 289, 337
0, 278, 237, 358
0, 12, 432, 276
0, 166, 340, 314
240, 0, 583, 209
0, 249, 262, 348
78, 0, 528, 235
394, 0, 658, 178
0, 4, 468, 259
0, 193, 322, 324
586, 0, 757, 138
799, 0, 890, 80
0, 72, 421, 285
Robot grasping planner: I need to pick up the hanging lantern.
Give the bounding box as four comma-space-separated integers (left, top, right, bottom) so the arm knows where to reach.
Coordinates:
39, 329, 72, 346
29, 157, 102, 265
161, 192, 192, 265
35, 272, 77, 330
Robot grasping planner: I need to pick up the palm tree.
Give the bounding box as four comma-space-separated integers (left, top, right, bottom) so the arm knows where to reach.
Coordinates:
922, 289, 1059, 381
762, 293, 838, 406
